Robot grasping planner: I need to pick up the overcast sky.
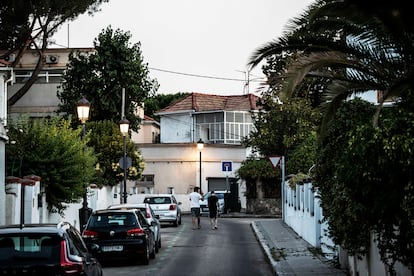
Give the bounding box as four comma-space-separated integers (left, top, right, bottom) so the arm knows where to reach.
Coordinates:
53, 0, 314, 96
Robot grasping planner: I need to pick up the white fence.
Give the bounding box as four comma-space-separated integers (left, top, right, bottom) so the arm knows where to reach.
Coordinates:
283, 180, 412, 276
4, 178, 192, 231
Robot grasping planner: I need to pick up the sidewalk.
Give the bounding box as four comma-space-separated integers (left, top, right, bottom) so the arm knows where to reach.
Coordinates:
251, 218, 347, 276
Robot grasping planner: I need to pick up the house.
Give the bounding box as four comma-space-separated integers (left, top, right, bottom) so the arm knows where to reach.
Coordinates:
133, 92, 262, 212
4, 48, 94, 119
0, 58, 14, 225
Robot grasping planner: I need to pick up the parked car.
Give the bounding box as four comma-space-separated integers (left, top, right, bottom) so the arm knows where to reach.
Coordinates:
107, 203, 161, 252
82, 209, 156, 265
0, 222, 102, 276
143, 194, 182, 227
199, 191, 228, 216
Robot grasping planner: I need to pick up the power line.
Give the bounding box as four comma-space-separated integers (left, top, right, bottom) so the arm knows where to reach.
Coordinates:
149, 67, 263, 82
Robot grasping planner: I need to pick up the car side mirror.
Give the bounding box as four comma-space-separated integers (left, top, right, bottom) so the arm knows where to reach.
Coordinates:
178, 202, 182, 205
155, 214, 160, 219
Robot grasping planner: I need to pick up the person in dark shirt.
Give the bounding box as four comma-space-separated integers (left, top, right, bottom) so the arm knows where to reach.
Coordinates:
208, 191, 219, 230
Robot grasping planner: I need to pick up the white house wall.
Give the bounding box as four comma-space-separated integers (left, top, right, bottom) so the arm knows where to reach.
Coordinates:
0, 70, 11, 225
137, 143, 249, 210
159, 113, 193, 143
8, 83, 60, 115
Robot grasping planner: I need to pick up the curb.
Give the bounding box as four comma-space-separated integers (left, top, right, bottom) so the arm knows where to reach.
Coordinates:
251, 221, 278, 276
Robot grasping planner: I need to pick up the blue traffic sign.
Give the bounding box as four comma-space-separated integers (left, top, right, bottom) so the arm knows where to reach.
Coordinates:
222, 161, 232, 172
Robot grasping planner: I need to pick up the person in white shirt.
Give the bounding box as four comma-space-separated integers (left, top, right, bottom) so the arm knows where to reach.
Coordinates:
189, 187, 203, 229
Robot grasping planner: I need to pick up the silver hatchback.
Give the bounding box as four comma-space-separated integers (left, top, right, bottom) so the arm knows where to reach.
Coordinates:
143, 194, 182, 227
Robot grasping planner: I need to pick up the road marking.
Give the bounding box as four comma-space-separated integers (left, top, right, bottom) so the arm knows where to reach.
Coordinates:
148, 224, 186, 272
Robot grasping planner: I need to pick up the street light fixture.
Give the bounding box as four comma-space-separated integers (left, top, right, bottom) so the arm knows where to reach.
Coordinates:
119, 116, 130, 204
197, 139, 204, 189
77, 96, 90, 232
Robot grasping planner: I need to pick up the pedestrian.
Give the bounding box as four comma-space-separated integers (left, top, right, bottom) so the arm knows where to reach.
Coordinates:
208, 191, 219, 230
189, 187, 203, 230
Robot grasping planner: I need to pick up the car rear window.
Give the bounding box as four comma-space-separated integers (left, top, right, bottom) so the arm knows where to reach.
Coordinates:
89, 213, 138, 227
0, 234, 60, 263
145, 197, 171, 204
204, 193, 225, 200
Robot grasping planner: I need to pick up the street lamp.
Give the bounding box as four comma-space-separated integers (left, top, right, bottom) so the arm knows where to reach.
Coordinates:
119, 116, 129, 204
77, 96, 90, 232
197, 139, 204, 189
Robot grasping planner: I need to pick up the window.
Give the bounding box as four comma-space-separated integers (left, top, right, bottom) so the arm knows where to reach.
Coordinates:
195, 111, 254, 144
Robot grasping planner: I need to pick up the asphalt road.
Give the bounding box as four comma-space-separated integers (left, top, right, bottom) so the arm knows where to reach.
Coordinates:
102, 214, 273, 276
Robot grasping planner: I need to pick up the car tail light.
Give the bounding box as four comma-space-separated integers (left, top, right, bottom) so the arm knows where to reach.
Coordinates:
82, 229, 98, 238
60, 240, 84, 275
169, 204, 177, 211
127, 228, 145, 236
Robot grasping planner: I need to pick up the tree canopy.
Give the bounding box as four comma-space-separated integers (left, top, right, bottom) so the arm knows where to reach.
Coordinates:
88, 120, 145, 187
58, 26, 159, 132
0, 0, 108, 105
5, 116, 96, 214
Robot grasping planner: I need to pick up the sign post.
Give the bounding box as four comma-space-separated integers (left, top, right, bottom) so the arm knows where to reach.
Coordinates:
269, 156, 285, 222
221, 161, 232, 190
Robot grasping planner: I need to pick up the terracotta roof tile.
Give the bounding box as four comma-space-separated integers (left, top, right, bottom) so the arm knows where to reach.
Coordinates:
156, 92, 262, 114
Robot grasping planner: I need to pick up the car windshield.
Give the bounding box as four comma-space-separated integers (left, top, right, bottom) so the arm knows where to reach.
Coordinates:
145, 197, 171, 204
204, 193, 225, 200
89, 213, 138, 227
0, 234, 60, 263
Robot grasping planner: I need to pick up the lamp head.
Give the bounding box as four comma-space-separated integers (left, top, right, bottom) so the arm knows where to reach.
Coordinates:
197, 138, 204, 151
77, 97, 90, 124
119, 117, 130, 136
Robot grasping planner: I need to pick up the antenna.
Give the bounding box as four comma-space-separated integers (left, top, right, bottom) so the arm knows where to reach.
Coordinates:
236, 69, 251, 94
67, 24, 70, 48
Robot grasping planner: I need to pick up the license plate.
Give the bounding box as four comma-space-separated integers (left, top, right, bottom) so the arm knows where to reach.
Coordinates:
102, 245, 123, 252
202, 208, 209, 211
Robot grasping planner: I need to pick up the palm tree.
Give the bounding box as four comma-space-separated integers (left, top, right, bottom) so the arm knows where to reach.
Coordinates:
247, 0, 414, 273
248, 0, 414, 131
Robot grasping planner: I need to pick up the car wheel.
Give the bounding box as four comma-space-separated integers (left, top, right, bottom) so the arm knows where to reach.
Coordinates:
173, 219, 178, 227
158, 238, 162, 249
178, 214, 182, 225
150, 241, 156, 259
155, 239, 159, 253
142, 243, 150, 265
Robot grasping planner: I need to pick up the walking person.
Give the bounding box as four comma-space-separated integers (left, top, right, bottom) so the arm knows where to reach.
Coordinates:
208, 191, 219, 230
189, 187, 203, 230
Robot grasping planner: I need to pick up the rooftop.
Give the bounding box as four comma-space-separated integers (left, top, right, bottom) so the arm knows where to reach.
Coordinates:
156, 92, 262, 114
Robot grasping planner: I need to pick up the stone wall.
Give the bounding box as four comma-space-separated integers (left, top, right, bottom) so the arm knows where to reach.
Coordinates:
246, 198, 281, 216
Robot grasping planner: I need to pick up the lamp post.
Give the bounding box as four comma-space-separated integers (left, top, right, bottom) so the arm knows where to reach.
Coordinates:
77, 96, 90, 232
197, 139, 204, 189
119, 116, 129, 204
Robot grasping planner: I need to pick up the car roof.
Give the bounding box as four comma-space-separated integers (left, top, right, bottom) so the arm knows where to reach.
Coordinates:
144, 194, 175, 197
0, 222, 72, 236
93, 209, 138, 214
107, 203, 148, 209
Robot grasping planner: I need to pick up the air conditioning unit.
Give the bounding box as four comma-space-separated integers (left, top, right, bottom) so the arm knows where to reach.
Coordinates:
4, 54, 16, 63
45, 55, 59, 64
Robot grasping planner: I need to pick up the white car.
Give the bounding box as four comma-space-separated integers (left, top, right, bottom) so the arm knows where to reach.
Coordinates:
143, 194, 182, 227
199, 191, 228, 216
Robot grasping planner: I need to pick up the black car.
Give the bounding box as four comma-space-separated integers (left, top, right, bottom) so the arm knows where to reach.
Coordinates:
82, 209, 156, 265
0, 222, 103, 276
107, 203, 162, 253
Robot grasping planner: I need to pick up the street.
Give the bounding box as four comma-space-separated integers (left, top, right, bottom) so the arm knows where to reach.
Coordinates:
102, 214, 273, 276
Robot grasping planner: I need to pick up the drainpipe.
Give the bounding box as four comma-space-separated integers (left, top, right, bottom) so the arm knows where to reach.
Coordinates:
3, 69, 13, 127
